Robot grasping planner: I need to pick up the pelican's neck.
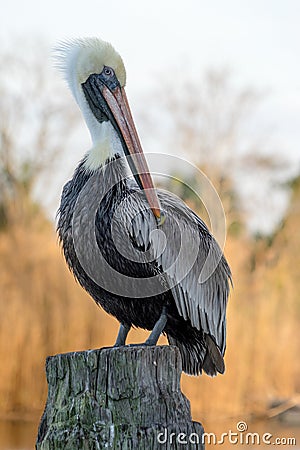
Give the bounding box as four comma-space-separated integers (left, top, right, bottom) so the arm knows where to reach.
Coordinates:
74, 89, 124, 172
83, 120, 124, 172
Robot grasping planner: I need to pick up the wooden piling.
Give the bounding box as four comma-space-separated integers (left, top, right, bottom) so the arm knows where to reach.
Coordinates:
36, 346, 204, 449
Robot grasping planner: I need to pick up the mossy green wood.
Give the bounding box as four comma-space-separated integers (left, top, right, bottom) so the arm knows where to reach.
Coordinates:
36, 346, 204, 449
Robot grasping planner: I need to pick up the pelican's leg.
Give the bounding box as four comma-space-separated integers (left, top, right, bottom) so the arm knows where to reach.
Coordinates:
114, 323, 131, 347
144, 306, 168, 346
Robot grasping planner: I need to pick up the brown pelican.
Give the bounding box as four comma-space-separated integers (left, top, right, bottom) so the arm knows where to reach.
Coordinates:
56, 38, 231, 376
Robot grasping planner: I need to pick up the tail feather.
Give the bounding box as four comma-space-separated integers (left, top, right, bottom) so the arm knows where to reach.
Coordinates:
203, 334, 225, 375
167, 335, 205, 375
167, 331, 225, 376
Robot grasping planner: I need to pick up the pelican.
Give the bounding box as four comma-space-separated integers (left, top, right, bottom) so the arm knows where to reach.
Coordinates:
56, 38, 231, 376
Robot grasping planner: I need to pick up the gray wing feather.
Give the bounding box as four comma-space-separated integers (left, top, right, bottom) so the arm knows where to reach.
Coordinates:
125, 186, 231, 355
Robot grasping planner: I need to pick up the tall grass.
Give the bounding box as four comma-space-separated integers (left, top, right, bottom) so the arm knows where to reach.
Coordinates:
0, 188, 299, 422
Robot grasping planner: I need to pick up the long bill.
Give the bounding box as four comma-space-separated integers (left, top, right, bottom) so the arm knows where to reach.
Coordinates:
102, 85, 165, 225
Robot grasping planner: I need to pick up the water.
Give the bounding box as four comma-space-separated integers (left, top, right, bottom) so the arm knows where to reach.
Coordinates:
0, 418, 299, 449
0, 420, 37, 450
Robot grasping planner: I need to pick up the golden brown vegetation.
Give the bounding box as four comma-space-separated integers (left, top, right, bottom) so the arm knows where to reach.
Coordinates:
0, 177, 299, 423
0, 44, 299, 428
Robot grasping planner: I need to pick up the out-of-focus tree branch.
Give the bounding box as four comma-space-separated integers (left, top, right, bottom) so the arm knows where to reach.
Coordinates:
142, 67, 289, 235
0, 40, 80, 228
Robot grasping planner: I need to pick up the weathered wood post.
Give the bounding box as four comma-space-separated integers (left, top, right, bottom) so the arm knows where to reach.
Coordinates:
36, 346, 204, 449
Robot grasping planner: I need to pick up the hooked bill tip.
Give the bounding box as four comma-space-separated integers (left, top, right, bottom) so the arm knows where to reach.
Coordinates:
155, 209, 166, 227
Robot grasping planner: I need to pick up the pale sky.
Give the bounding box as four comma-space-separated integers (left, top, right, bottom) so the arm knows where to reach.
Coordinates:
2, 0, 299, 159
1, 0, 300, 231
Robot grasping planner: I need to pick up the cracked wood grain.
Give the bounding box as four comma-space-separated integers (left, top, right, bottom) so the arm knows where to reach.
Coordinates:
36, 346, 204, 449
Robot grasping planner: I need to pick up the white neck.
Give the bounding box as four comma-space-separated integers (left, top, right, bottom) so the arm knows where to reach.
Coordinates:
74, 87, 124, 171
84, 121, 124, 171
57, 41, 125, 171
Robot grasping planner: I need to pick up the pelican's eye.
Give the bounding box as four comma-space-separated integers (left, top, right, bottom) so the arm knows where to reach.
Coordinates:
99, 66, 119, 91
103, 66, 114, 77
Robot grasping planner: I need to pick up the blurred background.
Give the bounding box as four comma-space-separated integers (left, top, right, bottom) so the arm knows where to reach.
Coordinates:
0, 0, 300, 448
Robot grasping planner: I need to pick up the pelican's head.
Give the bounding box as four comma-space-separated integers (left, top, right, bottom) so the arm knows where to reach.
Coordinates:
55, 37, 163, 223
